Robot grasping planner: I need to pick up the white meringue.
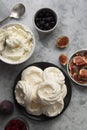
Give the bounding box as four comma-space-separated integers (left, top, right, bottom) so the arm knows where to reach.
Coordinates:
26, 101, 42, 116
21, 66, 43, 86
37, 82, 61, 105
15, 80, 32, 106
59, 84, 67, 99
21, 66, 43, 103
15, 80, 43, 116
15, 66, 67, 117
43, 98, 64, 117
43, 67, 65, 85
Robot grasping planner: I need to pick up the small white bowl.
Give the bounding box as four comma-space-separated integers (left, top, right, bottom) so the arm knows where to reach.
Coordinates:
34, 8, 58, 33
67, 49, 87, 86
0, 23, 35, 65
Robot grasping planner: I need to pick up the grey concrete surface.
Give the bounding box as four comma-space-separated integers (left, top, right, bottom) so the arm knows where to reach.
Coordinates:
0, 0, 87, 130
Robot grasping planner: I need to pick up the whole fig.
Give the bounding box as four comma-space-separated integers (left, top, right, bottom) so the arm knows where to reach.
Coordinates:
0, 100, 14, 114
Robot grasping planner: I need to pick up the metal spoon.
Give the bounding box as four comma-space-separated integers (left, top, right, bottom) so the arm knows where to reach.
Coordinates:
0, 3, 25, 23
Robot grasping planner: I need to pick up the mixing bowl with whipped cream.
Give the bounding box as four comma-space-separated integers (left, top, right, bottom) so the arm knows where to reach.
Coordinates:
0, 24, 35, 64
15, 65, 68, 117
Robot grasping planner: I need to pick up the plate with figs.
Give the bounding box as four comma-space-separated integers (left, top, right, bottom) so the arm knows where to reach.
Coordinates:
13, 62, 72, 121
67, 50, 87, 86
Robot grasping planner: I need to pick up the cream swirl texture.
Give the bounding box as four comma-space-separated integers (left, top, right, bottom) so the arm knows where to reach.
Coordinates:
0, 24, 34, 62
43, 67, 65, 85
15, 80, 32, 106
15, 66, 67, 117
37, 82, 61, 105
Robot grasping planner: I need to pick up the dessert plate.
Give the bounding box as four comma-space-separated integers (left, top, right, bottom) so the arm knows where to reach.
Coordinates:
13, 62, 72, 121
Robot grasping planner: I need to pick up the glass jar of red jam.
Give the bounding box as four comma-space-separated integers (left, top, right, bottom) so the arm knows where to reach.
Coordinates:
4, 117, 29, 130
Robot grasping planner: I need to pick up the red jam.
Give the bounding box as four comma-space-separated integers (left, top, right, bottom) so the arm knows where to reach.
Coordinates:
5, 118, 28, 130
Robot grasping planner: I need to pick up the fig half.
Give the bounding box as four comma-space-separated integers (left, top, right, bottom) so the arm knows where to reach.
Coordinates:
59, 54, 68, 65
79, 69, 87, 78
57, 36, 69, 48
73, 56, 86, 66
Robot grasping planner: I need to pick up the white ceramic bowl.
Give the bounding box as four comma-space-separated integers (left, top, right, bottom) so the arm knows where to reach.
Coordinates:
0, 23, 35, 65
34, 8, 58, 33
67, 49, 87, 86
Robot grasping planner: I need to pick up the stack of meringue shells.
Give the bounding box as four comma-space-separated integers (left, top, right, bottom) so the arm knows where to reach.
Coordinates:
15, 66, 67, 117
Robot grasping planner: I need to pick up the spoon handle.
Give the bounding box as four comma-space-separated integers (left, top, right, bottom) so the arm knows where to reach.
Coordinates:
0, 16, 10, 24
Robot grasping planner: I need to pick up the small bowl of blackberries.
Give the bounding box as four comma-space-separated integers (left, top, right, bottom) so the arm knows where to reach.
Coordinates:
34, 8, 58, 33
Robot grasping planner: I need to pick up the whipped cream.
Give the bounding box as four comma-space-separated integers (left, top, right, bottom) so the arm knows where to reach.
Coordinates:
0, 24, 33, 62
0, 29, 6, 51
15, 66, 67, 117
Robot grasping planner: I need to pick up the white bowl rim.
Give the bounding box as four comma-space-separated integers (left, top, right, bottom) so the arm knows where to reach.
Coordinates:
0, 23, 35, 65
33, 7, 58, 33
67, 49, 87, 86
